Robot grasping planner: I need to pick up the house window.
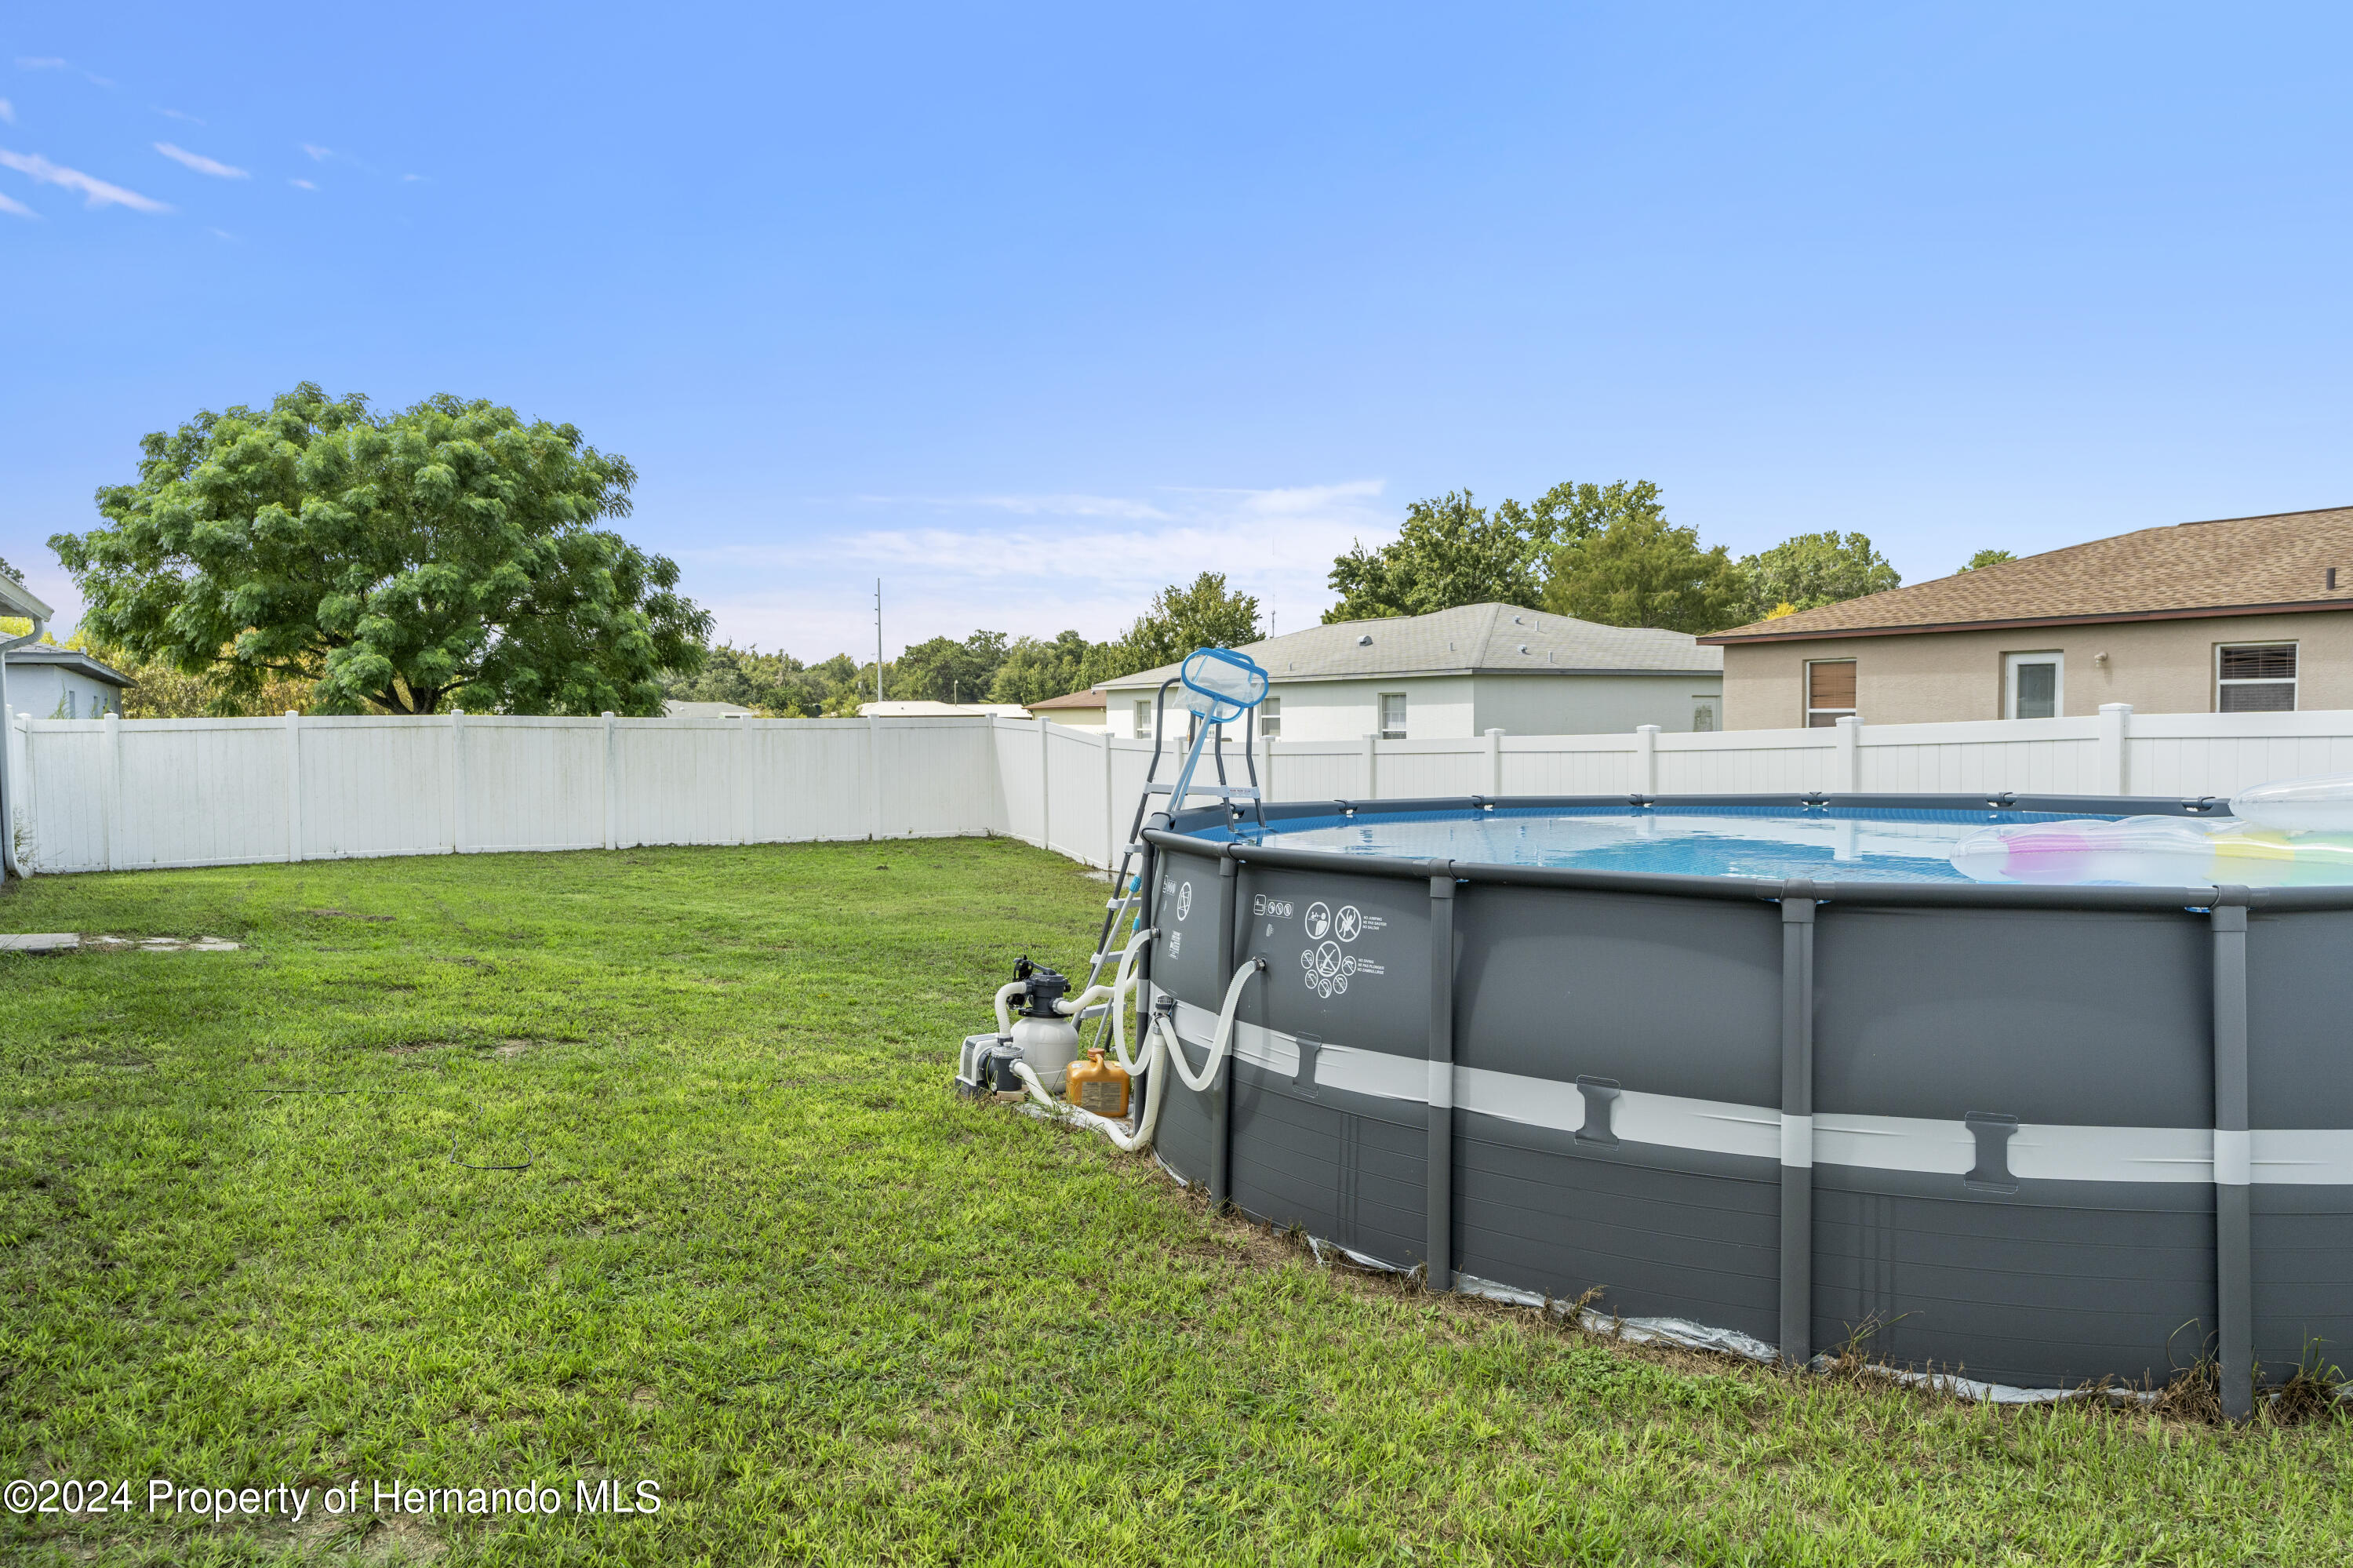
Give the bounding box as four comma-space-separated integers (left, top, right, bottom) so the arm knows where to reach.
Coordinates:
1257, 697, 1281, 738
1804, 660, 1855, 727
1378, 693, 1407, 740
2217, 643, 2297, 712
2004, 652, 2063, 719
1135, 699, 1154, 739
1692, 699, 1718, 733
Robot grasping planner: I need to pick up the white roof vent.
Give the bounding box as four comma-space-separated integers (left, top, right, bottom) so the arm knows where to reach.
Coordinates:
1512, 615, 1525, 624
1356, 634, 1373, 646
1518, 643, 1531, 654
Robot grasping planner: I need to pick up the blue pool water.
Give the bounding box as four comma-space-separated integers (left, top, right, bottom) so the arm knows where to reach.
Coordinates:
1226, 806, 2118, 884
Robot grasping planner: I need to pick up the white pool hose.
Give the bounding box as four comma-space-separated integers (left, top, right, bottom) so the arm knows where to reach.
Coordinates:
1105, 927, 1158, 1075
995, 958, 1132, 1033
1007, 944, 1266, 1155
1012, 1060, 1166, 1152
1056, 984, 1116, 1017
1151, 959, 1267, 1093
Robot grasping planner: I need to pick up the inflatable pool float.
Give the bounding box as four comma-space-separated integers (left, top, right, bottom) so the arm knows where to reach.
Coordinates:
1951, 772, 2353, 886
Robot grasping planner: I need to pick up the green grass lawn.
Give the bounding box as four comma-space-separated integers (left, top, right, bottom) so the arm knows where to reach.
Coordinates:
2, 839, 2350, 1566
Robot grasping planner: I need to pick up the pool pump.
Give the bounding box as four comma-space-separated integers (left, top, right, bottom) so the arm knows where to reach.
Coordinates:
955, 645, 1273, 1142
954, 957, 1082, 1099
1006, 957, 1080, 1080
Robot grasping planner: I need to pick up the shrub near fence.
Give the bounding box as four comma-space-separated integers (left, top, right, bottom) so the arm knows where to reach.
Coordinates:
9, 703, 2353, 875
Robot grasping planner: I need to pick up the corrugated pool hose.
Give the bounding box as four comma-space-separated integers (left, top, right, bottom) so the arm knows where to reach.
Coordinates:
1008, 934, 1265, 1155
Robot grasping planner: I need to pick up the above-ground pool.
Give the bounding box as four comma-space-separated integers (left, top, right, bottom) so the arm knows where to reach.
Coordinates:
1136, 793, 2353, 1410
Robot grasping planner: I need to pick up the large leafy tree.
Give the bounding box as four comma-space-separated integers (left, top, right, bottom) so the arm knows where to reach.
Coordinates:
894, 630, 1009, 704
1736, 531, 1900, 622
1327, 491, 1544, 621
53, 384, 710, 716
1955, 548, 2015, 573
990, 631, 1096, 704
1544, 512, 1750, 634
1326, 480, 1671, 622
1119, 572, 1261, 666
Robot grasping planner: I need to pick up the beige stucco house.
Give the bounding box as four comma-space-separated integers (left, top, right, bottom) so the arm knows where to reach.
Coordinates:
1025, 688, 1109, 729
1104, 602, 1723, 741
1700, 505, 2353, 729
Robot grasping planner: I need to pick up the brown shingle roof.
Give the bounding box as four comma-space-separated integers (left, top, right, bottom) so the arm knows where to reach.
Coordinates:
1701, 505, 2353, 643
1026, 688, 1108, 711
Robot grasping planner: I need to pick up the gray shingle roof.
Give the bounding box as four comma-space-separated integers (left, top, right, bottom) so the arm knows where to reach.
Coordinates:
1102, 602, 1722, 688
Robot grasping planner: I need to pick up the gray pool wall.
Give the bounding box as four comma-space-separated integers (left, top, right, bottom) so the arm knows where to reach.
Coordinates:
1138, 792, 2352, 1416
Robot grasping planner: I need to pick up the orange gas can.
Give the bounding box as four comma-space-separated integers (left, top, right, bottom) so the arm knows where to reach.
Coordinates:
1065, 1047, 1131, 1117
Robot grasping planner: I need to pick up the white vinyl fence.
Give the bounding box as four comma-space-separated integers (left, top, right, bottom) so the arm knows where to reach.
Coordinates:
9, 701, 2353, 876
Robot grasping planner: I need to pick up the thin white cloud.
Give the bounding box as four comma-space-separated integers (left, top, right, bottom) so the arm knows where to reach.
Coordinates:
0, 188, 36, 218
155, 106, 204, 125
0, 147, 170, 212
678, 479, 1395, 658
0, 99, 13, 125
14, 58, 65, 71
401, 172, 426, 182
956, 493, 1176, 522
155, 141, 248, 179
289, 176, 316, 191
208, 227, 236, 241
300, 143, 331, 161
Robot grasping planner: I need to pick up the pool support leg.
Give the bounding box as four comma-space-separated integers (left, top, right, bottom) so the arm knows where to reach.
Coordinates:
2211, 893, 2253, 1422
1427, 868, 1457, 1292
1779, 886, 1817, 1368
1212, 853, 1238, 1210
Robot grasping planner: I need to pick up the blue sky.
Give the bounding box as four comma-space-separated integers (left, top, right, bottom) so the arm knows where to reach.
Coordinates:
4, 3, 2350, 659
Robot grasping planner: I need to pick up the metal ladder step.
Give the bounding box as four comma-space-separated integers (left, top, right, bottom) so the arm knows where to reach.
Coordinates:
1143, 782, 1260, 800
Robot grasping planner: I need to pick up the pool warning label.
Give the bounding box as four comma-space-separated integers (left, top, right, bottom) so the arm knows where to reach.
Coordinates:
1300, 902, 1383, 998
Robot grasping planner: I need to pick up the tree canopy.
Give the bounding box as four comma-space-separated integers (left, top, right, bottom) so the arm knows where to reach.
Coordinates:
895, 631, 1010, 705
1326, 490, 1547, 621
656, 572, 1262, 717
1544, 511, 1749, 634
1325, 480, 1680, 623
991, 631, 1104, 705
52, 383, 710, 716
1735, 531, 1900, 622
1119, 572, 1261, 665
1956, 548, 2016, 573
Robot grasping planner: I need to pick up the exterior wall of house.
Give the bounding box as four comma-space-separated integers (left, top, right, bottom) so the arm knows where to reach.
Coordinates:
1105, 671, 1723, 740
1107, 675, 1478, 742
1, 662, 125, 721
1470, 671, 1722, 737
1720, 609, 2353, 729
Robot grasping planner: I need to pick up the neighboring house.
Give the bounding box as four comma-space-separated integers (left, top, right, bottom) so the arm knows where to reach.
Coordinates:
856, 700, 1035, 719
4, 646, 133, 720
664, 700, 755, 717
1700, 505, 2353, 729
1024, 688, 1108, 729
1101, 602, 1724, 742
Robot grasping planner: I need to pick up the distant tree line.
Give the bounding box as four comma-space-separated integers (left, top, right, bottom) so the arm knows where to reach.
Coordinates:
1323, 480, 1946, 634
661, 571, 1264, 715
